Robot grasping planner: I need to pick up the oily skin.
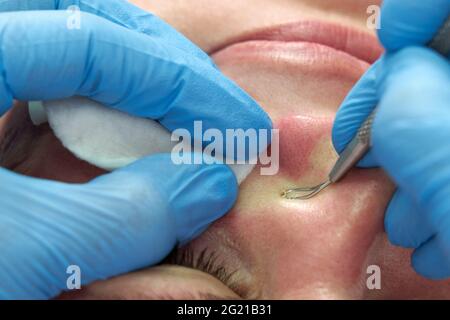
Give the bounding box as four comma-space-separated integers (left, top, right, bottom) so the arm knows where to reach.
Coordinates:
1, 0, 449, 299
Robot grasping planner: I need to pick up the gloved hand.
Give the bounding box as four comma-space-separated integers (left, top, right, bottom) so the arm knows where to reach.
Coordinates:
0, 0, 272, 299
333, 0, 450, 279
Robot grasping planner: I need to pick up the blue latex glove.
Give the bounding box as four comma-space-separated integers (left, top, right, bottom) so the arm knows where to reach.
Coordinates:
0, 0, 272, 299
333, 0, 450, 279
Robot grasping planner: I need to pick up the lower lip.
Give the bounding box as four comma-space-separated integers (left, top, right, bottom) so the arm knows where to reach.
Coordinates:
212, 40, 370, 81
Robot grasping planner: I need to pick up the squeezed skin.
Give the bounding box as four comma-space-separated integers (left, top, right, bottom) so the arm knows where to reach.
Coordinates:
1, 0, 450, 299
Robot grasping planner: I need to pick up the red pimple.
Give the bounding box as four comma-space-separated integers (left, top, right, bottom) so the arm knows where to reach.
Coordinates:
276, 115, 332, 180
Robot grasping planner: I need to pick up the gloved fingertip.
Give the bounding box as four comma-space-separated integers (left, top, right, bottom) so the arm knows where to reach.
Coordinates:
378, 0, 450, 51
258, 112, 274, 155
384, 195, 405, 247
117, 153, 238, 245
411, 238, 450, 280
385, 192, 413, 248
331, 62, 380, 155
173, 159, 238, 244
384, 189, 437, 250
234, 99, 273, 158
379, 47, 450, 91
356, 151, 378, 168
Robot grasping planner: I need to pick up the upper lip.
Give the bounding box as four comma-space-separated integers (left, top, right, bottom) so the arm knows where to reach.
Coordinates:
211, 20, 383, 64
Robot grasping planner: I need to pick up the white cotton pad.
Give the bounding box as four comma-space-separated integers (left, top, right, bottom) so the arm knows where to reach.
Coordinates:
40, 97, 254, 184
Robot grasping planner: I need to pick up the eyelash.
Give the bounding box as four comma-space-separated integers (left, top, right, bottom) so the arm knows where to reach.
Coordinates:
166, 247, 239, 293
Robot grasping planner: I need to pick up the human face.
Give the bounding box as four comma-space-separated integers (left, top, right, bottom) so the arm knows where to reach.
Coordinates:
2, 0, 449, 299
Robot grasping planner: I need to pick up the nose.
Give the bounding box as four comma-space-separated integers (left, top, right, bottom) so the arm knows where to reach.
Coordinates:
215, 113, 395, 299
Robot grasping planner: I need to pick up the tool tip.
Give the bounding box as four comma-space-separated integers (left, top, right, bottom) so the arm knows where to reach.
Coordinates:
281, 180, 332, 200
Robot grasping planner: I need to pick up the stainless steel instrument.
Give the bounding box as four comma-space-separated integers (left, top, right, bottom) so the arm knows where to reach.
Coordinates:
283, 16, 450, 200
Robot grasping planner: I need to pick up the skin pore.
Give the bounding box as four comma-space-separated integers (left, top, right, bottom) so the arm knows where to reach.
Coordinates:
1, 0, 449, 299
